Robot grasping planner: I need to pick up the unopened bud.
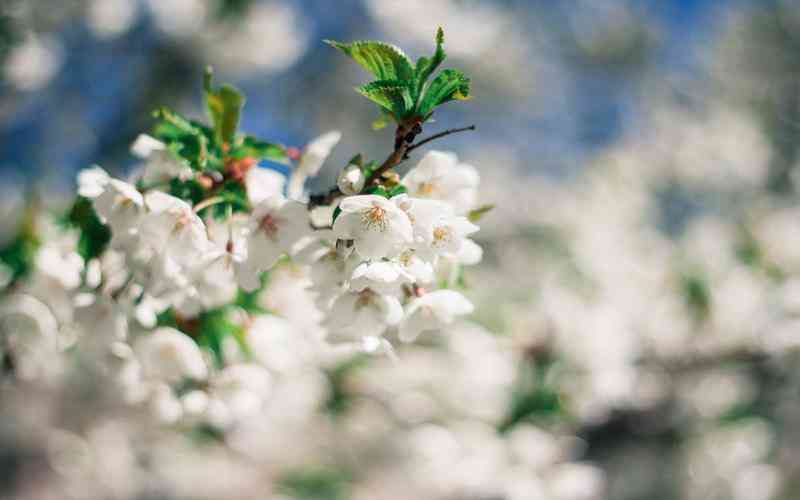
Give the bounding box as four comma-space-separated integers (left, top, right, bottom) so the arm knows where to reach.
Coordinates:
337, 163, 365, 195
197, 175, 214, 190
381, 170, 401, 188
286, 146, 302, 162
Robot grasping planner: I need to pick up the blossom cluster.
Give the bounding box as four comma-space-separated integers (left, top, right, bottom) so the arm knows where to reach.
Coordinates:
1, 123, 486, 432
467, 93, 800, 499
0, 131, 606, 500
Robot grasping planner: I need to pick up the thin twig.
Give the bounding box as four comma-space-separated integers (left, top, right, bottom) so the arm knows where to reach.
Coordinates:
307, 124, 476, 208
363, 142, 409, 189
309, 221, 333, 231
192, 196, 225, 213
308, 187, 343, 210
405, 125, 476, 154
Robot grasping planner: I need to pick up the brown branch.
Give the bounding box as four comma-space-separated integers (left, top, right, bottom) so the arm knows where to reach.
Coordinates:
363, 142, 409, 189
307, 123, 475, 209
405, 125, 476, 155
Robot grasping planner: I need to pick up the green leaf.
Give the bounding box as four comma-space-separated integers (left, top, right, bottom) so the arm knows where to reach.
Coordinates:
152, 107, 211, 170
155, 308, 179, 328
417, 69, 471, 117
499, 356, 566, 433
325, 40, 414, 82
214, 180, 250, 218
356, 80, 415, 118
415, 27, 446, 91
387, 184, 407, 197
65, 197, 111, 261
168, 178, 205, 206
188, 424, 225, 444
235, 271, 270, 314
152, 107, 206, 140
361, 160, 379, 179
231, 135, 289, 165
196, 307, 237, 369
204, 68, 245, 147
0, 207, 40, 284
277, 466, 352, 500
682, 272, 711, 323
364, 185, 389, 198
371, 109, 393, 130
331, 206, 342, 224
324, 355, 370, 417
347, 154, 364, 167
467, 203, 495, 222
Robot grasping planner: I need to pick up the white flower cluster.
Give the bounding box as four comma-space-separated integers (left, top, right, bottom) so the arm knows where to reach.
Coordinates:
0, 134, 610, 499
1, 131, 482, 433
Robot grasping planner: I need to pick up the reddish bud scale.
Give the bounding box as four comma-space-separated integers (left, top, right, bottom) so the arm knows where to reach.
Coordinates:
197, 175, 214, 190
225, 157, 257, 183
286, 147, 302, 162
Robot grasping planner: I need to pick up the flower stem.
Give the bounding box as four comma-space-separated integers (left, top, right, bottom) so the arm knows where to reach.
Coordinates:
405, 125, 476, 154
193, 196, 226, 213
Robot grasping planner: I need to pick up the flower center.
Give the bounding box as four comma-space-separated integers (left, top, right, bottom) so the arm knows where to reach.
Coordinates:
259, 213, 281, 239
418, 181, 440, 196
361, 205, 388, 231
399, 250, 413, 266
171, 209, 192, 234
433, 226, 452, 246
115, 195, 136, 208
355, 289, 376, 309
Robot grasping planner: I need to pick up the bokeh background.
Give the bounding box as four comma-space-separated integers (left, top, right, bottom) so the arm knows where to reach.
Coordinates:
3, 0, 778, 191
4, 1, 800, 499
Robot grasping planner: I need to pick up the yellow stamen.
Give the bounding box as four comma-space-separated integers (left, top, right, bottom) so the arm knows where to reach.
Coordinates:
361, 204, 388, 231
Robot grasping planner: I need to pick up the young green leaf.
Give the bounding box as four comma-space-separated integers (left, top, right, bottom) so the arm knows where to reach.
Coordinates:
417, 69, 471, 117
65, 196, 111, 261
325, 40, 415, 82
364, 185, 390, 198
168, 178, 205, 206
415, 27, 446, 92
152, 107, 211, 170
204, 68, 245, 147
387, 184, 407, 197
231, 136, 290, 165
356, 80, 414, 118
0, 205, 40, 284
468, 203, 495, 222
371, 109, 393, 130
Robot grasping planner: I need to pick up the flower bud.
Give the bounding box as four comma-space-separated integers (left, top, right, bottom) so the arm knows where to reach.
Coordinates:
337, 163, 365, 195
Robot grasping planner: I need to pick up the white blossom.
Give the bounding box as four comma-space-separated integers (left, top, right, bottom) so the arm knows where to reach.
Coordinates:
325, 289, 403, 341
77, 166, 111, 198
208, 363, 272, 426
206, 216, 260, 292
246, 196, 309, 272
403, 150, 479, 214
332, 195, 413, 260
245, 167, 286, 205
395, 194, 478, 258
149, 383, 183, 424
287, 130, 342, 199
349, 260, 414, 295
35, 236, 84, 290
92, 178, 144, 244
398, 249, 436, 284
130, 134, 165, 159
140, 191, 209, 260
135, 327, 208, 382
398, 290, 474, 342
